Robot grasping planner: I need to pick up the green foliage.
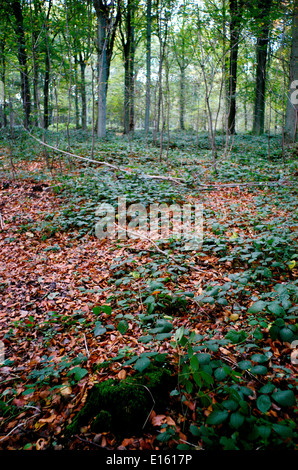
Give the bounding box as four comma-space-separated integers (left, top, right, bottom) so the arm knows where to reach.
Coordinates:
66, 367, 174, 437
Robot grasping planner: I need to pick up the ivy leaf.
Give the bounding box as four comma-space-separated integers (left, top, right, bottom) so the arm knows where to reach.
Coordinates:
134, 356, 151, 372
69, 367, 88, 381
257, 394, 271, 413
206, 410, 229, 425
229, 411, 245, 429
247, 301, 267, 313
272, 390, 296, 407
117, 320, 129, 335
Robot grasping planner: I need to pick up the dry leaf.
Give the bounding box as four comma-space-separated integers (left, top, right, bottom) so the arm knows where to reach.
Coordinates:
152, 414, 166, 426
117, 369, 127, 380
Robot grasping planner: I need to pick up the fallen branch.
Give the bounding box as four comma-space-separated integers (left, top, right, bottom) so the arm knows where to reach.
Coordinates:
198, 180, 295, 190
26, 130, 185, 185
114, 223, 206, 273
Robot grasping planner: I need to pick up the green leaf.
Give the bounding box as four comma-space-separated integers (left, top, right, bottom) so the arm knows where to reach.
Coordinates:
225, 330, 246, 344
272, 424, 293, 438
248, 301, 267, 314
259, 383, 275, 394
250, 365, 268, 375
272, 390, 296, 407
229, 411, 245, 429
139, 335, 153, 343
69, 367, 88, 381
214, 367, 228, 381
134, 356, 151, 372
237, 360, 252, 370
206, 410, 229, 425
257, 425, 271, 439
197, 353, 211, 365
155, 319, 173, 333
223, 399, 239, 411
251, 353, 268, 363
201, 296, 215, 304
94, 324, 107, 336
175, 326, 185, 342
279, 327, 294, 343
155, 332, 172, 340
93, 305, 112, 316
190, 355, 200, 372
257, 394, 271, 413
267, 302, 285, 316
190, 424, 200, 437
117, 320, 129, 335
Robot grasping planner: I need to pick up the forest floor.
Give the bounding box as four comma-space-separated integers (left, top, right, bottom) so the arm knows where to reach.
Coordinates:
0, 130, 297, 451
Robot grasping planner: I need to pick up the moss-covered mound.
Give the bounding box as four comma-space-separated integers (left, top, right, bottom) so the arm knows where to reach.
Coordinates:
66, 367, 174, 437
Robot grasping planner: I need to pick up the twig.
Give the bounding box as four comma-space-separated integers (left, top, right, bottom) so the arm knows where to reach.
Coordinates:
0, 212, 4, 230
0, 412, 40, 442
83, 333, 90, 357
114, 223, 206, 273
25, 129, 185, 185
74, 434, 103, 449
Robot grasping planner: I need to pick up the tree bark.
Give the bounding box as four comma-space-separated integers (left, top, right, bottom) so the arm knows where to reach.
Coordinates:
285, 0, 298, 143
43, 43, 50, 129
93, 0, 120, 138
79, 54, 87, 131
144, 0, 151, 135
227, 0, 243, 134
179, 64, 186, 130
121, 0, 135, 134
0, 38, 7, 128
252, 0, 273, 135
11, 1, 31, 128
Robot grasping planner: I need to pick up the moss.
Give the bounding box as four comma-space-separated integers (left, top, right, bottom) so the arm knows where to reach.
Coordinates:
91, 410, 112, 432
0, 400, 16, 417
66, 366, 174, 438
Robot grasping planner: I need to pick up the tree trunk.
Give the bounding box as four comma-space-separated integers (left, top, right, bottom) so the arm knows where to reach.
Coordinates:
74, 56, 80, 130
179, 65, 185, 130
0, 39, 7, 128
122, 0, 135, 134
79, 54, 87, 131
252, 0, 273, 135
227, 0, 243, 134
285, 0, 298, 143
11, 1, 31, 128
43, 45, 50, 129
145, 0, 151, 135
93, 0, 120, 138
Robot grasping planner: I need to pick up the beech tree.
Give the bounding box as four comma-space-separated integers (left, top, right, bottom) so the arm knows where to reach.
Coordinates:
93, 0, 120, 138
251, 0, 273, 135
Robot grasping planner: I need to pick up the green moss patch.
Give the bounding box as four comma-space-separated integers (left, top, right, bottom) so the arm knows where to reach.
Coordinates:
66, 367, 174, 437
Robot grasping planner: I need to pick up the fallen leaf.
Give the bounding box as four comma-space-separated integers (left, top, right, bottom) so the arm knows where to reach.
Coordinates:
117, 369, 127, 380
152, 415, 166, 426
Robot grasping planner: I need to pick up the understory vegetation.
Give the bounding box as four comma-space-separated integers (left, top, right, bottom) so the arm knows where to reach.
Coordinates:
0, 129, 297, 450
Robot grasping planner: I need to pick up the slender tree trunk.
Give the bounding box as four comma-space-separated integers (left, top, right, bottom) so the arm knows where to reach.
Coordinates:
12, 1, 31, 128
145, 0, 151, 135
122, 0, 135, 135
93, 0, 120, 138
253, 36, 269, 135
252, 0, 273, 135
227, 0, 243, 134
285, 0, 298, 143
43, 47, 50, 129
179, 65, 185, 130
74, 56, 80, 130
80, 54, 87, 131
0, 40, 7, 128
96, 14, 108, 138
